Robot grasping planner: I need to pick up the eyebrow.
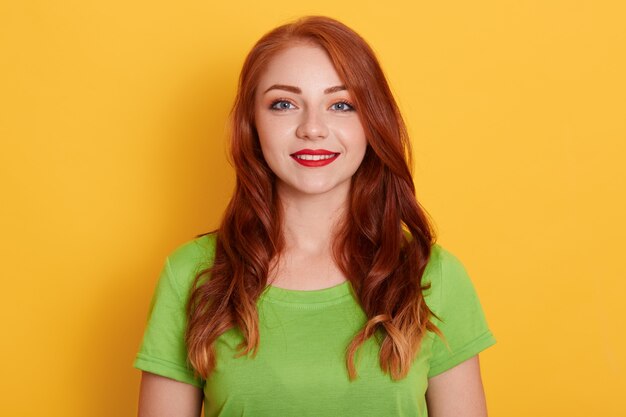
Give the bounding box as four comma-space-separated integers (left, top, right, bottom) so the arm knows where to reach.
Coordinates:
263, 84, 347, 95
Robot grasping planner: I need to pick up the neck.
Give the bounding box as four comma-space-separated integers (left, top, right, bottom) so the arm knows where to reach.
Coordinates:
277, 183, 349, 253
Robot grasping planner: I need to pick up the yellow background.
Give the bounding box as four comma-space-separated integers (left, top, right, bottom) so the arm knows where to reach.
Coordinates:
1, 1, 624, 416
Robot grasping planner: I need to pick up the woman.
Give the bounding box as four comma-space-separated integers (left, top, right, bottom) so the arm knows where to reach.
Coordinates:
134, 15, 496, 417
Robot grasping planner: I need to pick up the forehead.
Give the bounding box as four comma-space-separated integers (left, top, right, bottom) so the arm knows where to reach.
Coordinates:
256, 44, 343, 92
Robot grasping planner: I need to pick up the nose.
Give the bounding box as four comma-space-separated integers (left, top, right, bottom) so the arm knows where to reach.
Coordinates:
295, 108, 329, 140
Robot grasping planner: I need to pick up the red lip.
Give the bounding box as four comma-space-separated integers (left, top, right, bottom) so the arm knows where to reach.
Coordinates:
290, 149, 340, 167
291, 149, 336, 156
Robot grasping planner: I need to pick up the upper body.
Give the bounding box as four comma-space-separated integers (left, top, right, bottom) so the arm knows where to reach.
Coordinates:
134, 234, 496, 417
135, 15, 496, 417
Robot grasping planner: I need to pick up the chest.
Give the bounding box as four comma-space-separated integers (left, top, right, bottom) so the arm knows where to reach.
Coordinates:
202, 297, 435, 417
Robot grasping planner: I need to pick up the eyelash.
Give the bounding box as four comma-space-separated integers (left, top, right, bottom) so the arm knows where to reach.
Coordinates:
331, 100, 356, 112
269, 99, 356, 112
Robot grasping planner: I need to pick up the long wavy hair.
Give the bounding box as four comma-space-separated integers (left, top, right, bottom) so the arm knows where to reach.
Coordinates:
186, 15, 441, 381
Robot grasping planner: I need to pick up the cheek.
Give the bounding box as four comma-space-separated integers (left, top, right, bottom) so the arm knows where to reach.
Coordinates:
337, 120, 367, 150
255, 116, 277, 153
256, 114, 292, 144
256, 119, 289, 166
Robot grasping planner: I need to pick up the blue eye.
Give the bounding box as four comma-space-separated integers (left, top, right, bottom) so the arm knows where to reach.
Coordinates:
270, 100, 296, 111
331, 101, 355, 112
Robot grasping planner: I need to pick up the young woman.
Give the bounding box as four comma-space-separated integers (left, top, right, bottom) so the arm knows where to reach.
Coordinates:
134, 15, 496, 417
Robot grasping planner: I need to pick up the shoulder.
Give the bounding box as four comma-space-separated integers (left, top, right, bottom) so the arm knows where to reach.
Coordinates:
422, 243, 467, 284
422, 243, 475, 313
167, 233, 217, 269
401, 230, 468, 292
422, 244, 496, 376
164, 233, 218, 297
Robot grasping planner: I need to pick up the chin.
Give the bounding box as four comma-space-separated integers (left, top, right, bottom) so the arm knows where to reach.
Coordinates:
279, 179, 350, 198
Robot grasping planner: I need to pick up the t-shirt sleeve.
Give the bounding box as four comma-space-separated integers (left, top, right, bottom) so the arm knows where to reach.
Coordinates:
133, 256, 204, 388
426, 246, 496, 378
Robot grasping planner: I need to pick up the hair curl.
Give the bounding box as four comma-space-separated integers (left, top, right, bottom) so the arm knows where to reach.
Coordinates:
186, 15, 441, 381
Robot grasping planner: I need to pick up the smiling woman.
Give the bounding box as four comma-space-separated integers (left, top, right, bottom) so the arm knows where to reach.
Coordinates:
254, 44, 367, 198
134, 15, 496, 417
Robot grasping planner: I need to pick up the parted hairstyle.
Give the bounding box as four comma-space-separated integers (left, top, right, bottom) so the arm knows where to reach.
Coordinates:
186, 15, 441, 381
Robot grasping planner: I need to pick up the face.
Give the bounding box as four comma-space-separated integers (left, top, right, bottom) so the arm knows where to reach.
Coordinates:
253, 43, 368, 200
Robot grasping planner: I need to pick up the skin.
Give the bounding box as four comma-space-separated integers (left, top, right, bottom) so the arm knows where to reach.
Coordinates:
137, 44, 489, 417
253, 43, 367, 290
255, 43, 368, 202
427, 355, 489, 417
138, 372, 203, 417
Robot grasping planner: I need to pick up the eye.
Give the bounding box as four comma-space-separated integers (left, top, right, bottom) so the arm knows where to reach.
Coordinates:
270, 100, 296, 111
330, 100, 355, 112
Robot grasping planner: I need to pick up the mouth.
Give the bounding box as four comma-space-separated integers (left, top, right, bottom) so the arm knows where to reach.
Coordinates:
290, 149, 340, 167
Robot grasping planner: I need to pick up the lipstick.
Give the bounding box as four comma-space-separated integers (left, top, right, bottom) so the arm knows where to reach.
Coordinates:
290, 149, 340, 167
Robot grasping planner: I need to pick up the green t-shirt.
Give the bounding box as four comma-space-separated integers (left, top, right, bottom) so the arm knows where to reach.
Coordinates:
133, 234, 496, 416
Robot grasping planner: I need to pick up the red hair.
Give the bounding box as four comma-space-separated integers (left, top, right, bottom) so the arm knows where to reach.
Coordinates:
186, 15, 441, 381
